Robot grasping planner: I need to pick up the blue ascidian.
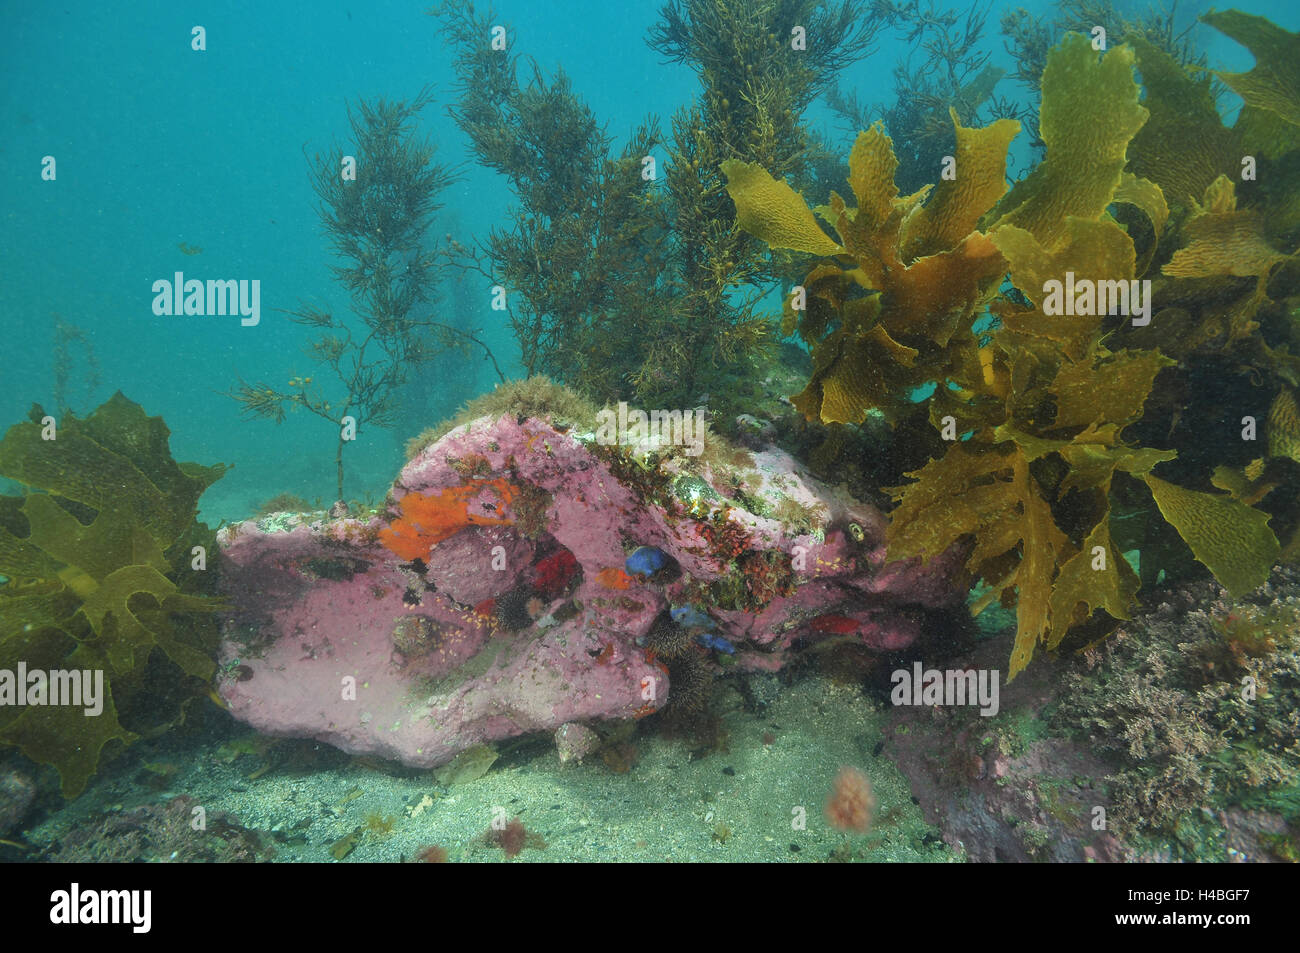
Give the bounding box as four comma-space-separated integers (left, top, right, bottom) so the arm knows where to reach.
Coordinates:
694, 632, 736, 655
670, 604, 714, 629
625, 545, 670, 577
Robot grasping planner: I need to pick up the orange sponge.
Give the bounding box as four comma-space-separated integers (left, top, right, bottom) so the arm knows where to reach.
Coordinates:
379, 479, 517, 560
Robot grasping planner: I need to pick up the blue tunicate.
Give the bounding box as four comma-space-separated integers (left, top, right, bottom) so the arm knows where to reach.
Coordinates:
671, 605, 714, 629
625, 545, 669, 577
694, 632, 736, 655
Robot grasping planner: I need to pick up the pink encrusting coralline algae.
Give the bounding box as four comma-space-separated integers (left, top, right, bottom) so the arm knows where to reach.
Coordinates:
216, 413, 967, 767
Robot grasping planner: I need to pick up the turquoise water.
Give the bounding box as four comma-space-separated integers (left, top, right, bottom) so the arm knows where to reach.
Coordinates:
5, 0, 1289, 521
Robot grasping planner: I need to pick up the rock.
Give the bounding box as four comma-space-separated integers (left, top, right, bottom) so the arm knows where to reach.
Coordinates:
217, 413, 965, 768
554, 722, 600, 764
734, 413, 776, 449
882, 570, 1300, 863
423, 526, 533, 605
0, 767, 35, 836
46, 796, 270, 863
883, 637, 1127, 863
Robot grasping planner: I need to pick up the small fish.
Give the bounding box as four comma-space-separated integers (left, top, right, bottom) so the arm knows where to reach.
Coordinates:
671, 605, 714, 629
625, 545, 669, 577
695, 632, 736, 655
334, 787, 365, 810
330, 826, 362, 860
433, 744, 498, 785
808, 613, 860, 635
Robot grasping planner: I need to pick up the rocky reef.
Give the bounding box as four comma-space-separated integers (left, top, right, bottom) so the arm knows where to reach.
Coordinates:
216, 411, 965, 767
885, 566, 1300, 862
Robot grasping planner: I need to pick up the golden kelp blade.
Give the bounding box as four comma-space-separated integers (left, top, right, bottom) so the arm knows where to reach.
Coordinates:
993, 33, 1148, 248
1143, 473, 1280, 599
1268, 388, 1300, 463
1202, 10, 1300, 128
719, 159, 842, 256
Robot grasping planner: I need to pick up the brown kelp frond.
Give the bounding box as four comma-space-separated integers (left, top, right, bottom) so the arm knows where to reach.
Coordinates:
727, 31, 1289, 679
0, 394, 227, 797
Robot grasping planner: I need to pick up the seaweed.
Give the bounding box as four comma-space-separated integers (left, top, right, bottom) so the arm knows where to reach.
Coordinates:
433, 2, 673, 401
433, 1, 882, 415
230, 89, 502, 504
1125, 38, 1239, 209
1002, 0, 1208, 99
0, 393, 227, 797
828, 2, 1015, 193
404, 376, 601, 460
645, 0, 884, 407
726, 32, 1285, 678
1056, 580, 1300, 838
1202, 10, 1300, 129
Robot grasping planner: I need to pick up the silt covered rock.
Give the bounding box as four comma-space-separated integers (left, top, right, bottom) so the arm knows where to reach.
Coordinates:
216, 414, 965, 767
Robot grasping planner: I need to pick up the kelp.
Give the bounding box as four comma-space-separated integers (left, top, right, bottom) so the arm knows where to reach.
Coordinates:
828, 5, 1016, 196
721, 159, 842, 258
993, 36, 1149, 248
727, 31, 1285, 679
1163, 179, 1286, 279
0, 393, 226, 796
1271, 388, 1300, 463
1120, 13, 1300, 559
1201, 10, 1300, 129
1126, 37, 1241, 208
1144, 474, 1280, 598
1125, 23, 1295, 364
721, 111, 1015, 427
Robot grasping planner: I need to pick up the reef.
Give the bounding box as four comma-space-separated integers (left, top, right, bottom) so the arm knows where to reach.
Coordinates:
884, 566, 1300, 862
1056, 568, 1300, 842
44, 795, 272, 863
215, 408, 965, 767
12, 4, 1300, 868
404, 375, 601, 461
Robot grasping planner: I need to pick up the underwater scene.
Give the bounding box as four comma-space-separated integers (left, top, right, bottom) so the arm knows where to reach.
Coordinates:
3, 0, 1300, 873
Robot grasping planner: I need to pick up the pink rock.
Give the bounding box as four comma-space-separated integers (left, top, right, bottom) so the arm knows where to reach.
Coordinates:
216, 414, 965, 767
423, 526, 533, 606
